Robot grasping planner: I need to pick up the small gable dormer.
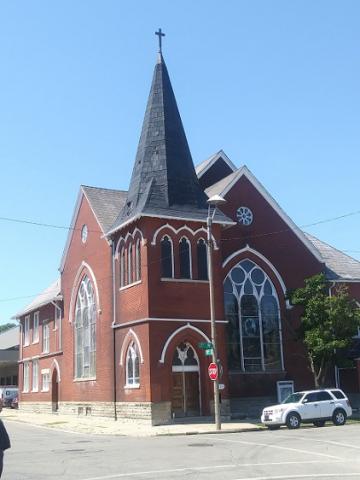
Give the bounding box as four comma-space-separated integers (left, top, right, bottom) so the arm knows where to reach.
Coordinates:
196, 150, 237, 191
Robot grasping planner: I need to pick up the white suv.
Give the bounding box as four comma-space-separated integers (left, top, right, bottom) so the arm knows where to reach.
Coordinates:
261, 389, 352, 429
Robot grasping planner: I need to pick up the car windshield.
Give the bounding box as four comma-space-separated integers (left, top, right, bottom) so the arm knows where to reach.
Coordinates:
282, 392, 303, 404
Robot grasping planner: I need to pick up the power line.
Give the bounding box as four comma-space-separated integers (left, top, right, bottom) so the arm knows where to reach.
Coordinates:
1, 208, 359, 305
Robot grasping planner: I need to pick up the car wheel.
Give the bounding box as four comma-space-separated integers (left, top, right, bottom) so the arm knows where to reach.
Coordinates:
267, 425, 281, 430
332, 409, 347, 426
313, 420, 326, 427
286, 412, 301, 429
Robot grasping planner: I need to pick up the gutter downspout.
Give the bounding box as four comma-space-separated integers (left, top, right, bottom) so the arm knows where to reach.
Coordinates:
111, 240, 118, 421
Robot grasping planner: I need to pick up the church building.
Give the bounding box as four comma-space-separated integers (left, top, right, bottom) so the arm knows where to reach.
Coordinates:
15, 37, 360, 424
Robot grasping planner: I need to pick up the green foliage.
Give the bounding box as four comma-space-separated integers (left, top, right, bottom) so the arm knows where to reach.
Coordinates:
289, 273, 360, 387
0, 323, 17, 334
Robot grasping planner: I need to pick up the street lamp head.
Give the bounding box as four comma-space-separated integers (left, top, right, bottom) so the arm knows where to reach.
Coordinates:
207, 194, 227, 207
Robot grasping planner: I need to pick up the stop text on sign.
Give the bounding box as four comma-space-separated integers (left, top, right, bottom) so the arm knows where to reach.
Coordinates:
208, 362, 218, 381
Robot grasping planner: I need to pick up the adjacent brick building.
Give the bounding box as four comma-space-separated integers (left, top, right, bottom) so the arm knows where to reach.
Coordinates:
15, 47, 360, 424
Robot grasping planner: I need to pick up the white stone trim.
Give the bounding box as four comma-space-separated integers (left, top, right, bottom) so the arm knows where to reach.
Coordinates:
120, 329, 144, 366
160, 234, 175, 278
115, 228, 144, 258
112, 317, 228, 329
223, 245, 287, 295
159, 323, 211, 364
196, 150, 237, 178
51, 358, 61, 382
151, 223, 219, 250
179, 235, 193, 279
216, 166, 323, 263
68, 261, 100, 324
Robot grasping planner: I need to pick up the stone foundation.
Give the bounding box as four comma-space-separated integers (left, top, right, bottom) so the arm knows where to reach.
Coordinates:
209, 398, 231, 420
18, 400, 172, 425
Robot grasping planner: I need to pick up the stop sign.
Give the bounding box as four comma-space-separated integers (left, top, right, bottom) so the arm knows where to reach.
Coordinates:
208, 362, 218, 381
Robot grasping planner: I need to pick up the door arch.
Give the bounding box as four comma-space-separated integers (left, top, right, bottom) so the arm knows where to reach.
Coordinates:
171, 342, 201, 418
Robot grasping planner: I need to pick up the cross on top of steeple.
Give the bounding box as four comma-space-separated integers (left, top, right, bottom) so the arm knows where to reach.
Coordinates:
155, 28, 165, 53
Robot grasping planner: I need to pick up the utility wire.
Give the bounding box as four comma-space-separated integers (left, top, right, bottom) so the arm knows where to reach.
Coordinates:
1, 208, 359, 305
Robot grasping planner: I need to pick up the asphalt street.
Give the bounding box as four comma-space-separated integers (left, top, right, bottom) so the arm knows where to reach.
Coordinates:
2, 420, 360, 480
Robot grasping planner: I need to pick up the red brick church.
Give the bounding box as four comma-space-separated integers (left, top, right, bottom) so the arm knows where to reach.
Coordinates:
15, 40, 360, 424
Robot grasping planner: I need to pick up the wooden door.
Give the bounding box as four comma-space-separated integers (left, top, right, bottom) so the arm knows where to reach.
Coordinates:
171, 373, 185, 417
185, 372, 200, 416
51, 370, 59, 412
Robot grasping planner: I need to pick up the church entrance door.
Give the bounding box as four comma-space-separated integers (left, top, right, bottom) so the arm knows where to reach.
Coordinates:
171, 343, 200, 417
51, 369, 59, 412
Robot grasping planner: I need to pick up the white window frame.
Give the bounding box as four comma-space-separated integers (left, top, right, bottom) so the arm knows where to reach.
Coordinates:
42, 322, 50, 354
127, 244, 133, 285
41, 369, 50, 392
160, 235, 174, 278
24, 315, 30, 346
120, 247, 125, 287
135, 239, 141, 282
179, 236, 192, 279
54, 305, 61, 331
23, 362, 30, 393
32, 359, 39, 392
74, 275, 97, 380
33, 312, 39, 343
125, 342, 140, 388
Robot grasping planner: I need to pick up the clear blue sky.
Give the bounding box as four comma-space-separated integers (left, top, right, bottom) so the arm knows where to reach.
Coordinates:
1, 1, 359, 324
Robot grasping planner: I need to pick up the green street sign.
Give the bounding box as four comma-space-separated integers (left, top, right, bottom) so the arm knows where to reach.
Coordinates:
205, 348, 213, 356
198, 342, 213, 350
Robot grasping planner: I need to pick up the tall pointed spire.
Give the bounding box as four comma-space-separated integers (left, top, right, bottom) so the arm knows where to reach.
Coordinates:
111, 36, 212, 231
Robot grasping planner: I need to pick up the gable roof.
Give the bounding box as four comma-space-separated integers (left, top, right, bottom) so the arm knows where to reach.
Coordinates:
59, 186, 127, 272
206, 165, 324, 263
195, 150, 237, 178
304, 233, 360, 281
13, 278, 62, 318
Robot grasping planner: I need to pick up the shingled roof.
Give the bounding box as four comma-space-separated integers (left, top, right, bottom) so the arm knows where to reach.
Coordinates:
13, 278, 62, 318
82, 186, 127, 233
304, 233, 360, 281
108, 54, 231, 235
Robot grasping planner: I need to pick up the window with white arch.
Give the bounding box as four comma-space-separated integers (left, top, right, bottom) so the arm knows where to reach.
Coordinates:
74, 275, 96, 379
120, 247, 125, 287
125, 342, 140, 386
224, 259, 283, 373
161, 235, 174, 278
179, 237, 191, 279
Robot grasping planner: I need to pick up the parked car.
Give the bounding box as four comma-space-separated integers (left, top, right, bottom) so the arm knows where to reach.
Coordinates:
261, 388, 352, 429
10, 396, 18, 409
0, 387, 18, 408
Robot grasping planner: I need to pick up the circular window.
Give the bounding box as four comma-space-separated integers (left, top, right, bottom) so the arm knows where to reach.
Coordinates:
81, 224, 88, 243
236, 206, 253, 226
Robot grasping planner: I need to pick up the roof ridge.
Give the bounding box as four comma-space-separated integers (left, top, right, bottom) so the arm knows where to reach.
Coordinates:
81, 185, 128, 194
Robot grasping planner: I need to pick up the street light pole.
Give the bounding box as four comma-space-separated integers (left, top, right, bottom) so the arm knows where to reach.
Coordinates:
207, 194, 226, 431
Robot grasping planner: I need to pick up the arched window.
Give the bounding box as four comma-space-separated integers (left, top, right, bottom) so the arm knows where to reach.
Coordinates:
127, 244, 133, 285
179, 237, 191, 279
197, 238, 208, 280
120, 247, 125, 288
224, 259, 283, 373
161, 235, 174, 278
135, 239, 141, 282
126, 342, 139, 386
74, 275, 96, 379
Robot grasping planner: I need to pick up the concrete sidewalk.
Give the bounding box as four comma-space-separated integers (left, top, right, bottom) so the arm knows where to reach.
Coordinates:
0, 408, 262, 437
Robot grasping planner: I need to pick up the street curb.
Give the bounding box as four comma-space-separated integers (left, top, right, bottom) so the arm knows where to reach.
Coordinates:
155, 426, 264, 437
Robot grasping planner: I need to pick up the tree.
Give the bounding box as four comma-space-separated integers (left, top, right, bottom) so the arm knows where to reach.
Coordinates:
289, 274, 360, 388
0, 323, 17, 334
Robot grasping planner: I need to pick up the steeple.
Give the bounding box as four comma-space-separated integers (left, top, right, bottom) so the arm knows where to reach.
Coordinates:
110, 37, 213, 232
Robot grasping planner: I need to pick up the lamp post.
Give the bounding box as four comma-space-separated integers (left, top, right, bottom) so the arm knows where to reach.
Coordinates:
207, 194, 226, 431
